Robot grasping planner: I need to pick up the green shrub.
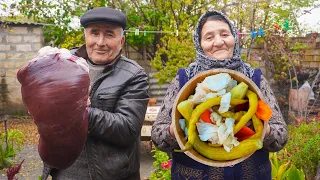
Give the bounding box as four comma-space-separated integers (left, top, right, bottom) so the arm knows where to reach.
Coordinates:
0, 129, 24, 169
150, 146, 171, 180
278, 122, 320, 179
270, 152, 305, 180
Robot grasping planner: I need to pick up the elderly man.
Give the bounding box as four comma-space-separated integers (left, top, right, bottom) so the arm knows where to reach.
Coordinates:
41, 7, 150, 180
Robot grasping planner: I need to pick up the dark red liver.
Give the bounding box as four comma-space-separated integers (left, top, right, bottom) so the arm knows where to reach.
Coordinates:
17, 53, 89, 169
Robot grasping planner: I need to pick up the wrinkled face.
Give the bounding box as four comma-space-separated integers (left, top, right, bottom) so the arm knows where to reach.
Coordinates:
200, 20, 235, 60
85, 24, 124, 64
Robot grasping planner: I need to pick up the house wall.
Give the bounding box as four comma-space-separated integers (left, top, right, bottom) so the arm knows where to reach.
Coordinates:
0, 23, 44, 114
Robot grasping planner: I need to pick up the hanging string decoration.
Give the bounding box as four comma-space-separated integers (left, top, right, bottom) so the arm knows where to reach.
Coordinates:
125, 20, 290, 38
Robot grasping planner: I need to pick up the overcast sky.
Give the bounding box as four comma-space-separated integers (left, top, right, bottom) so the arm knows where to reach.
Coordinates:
297, 2, 320, 32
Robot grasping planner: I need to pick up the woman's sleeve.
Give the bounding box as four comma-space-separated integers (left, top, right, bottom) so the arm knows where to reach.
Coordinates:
151, 76, 180, 152
260, 75, 288, 152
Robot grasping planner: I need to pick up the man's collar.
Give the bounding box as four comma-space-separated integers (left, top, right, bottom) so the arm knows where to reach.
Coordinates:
75, 45, 89, 60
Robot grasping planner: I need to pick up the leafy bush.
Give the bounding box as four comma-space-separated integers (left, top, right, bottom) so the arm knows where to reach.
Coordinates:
150, 35, 195, 85
149, 147, 171, 180
60, 30, 84, 50
270, 151, 305, 180
0, 129, 24, 169
278, 122, 320, 179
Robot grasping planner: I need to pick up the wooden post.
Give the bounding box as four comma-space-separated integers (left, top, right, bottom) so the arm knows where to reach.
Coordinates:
4, 115, 8, 146
0, 115, 8, 146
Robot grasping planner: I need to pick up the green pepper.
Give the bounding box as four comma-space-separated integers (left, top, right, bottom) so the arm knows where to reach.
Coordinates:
233, 90, 258, 134
219, 111, 247, 121
250, 114, 263, 139
193, 135, 262, 161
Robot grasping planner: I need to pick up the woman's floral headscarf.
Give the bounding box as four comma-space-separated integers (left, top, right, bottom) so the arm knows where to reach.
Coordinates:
185, 9, 254, 80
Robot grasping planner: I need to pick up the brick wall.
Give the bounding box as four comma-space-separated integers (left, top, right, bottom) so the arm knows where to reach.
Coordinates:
0, 23, 44, 115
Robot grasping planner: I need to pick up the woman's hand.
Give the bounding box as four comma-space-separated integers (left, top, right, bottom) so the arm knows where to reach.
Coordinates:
169, 123, 176, 139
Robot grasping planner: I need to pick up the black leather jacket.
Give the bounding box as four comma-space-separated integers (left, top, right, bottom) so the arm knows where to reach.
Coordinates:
42, 46, 149, 180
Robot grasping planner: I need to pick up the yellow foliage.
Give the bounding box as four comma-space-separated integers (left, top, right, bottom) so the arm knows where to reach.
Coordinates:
60, 32, 85, 50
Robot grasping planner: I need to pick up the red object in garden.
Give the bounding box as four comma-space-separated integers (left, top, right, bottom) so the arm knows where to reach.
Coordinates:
6, 159, 24, 180
295, 118, 303, 123
303, 9, 312, 14
273, 24, 281, 30
161, 160, 172, 169
17, 48, 90, 169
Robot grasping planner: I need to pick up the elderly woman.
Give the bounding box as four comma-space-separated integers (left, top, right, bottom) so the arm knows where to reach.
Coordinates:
151, 9, 288, 179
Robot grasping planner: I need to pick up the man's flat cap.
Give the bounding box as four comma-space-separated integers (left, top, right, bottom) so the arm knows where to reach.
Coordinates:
80, 7, 127, 29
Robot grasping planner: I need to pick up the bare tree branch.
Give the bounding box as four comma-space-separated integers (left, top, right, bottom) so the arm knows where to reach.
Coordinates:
262, 0, 271, 29
246, 2, 257, 60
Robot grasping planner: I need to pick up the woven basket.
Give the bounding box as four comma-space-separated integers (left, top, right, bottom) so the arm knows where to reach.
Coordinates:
172, 69, 267, 167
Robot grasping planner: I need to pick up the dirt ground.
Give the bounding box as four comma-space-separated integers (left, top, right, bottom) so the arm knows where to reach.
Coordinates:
0, 117, 156, 180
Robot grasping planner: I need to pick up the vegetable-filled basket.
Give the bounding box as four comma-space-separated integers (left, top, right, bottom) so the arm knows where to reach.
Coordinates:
172, 69, 270, 167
